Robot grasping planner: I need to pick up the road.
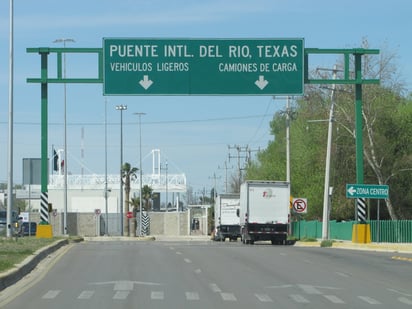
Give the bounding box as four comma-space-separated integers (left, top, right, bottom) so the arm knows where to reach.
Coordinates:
1, 239, 412, 308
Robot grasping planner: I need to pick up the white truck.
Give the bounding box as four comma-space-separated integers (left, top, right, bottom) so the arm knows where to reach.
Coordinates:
214, 194, 241, 241
239, 181, 290, 245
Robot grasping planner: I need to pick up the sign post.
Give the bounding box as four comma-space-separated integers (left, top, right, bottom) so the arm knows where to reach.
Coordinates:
103, 38, 304, 96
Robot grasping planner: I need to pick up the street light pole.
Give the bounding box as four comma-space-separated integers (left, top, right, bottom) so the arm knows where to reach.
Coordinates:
134, 112, 146, 236
104, 98, 108, 235
116, 105, 127, 236
6, 0, 14, 238
165, 160, 168, 211
53, 38, 75, 235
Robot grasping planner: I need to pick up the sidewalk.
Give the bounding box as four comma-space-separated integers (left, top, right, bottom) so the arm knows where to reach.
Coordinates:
295, 240, 412, 254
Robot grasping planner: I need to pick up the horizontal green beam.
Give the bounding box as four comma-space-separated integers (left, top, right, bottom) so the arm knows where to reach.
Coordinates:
26, 47, 103, 84
26, 47, 102, 53
306, 79, 380, 85
305, 48, 380, 55
26, 46, 380, 86
304, 47, 380, 85
27, 78, 103, 84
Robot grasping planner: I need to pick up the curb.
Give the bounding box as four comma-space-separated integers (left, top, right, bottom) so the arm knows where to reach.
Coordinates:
295, 241, 412, 254
0, 239, 69, 292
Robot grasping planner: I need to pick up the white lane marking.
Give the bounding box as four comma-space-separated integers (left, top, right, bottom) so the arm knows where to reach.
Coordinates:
194, 268, 202, 274
175, 251, 182, 255
398, 297, 412, 305
114, 281, 134, 290
324, 295, 345, 304
266, 284, 294, 289
151, 291, 164, 300
184, 258, 192, 263
298, 284, 322, 294
221, 292, 237, 301
290, 294, 310, 303
42, 290, 61, 299
91, 280, 161, 289
78, 290, 94, 299
186, 292, 200, 300
335, 271, 350, 278
209, 283, 222, 293
280, 252, 287, 256
303, 259, 314, 264
358, 296, 381, 304
255, 293, 273, 302
388, 288, 412, 297
113, 291, 129, 300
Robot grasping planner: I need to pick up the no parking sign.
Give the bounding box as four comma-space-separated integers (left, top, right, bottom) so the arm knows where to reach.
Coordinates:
292, 198, 307, 214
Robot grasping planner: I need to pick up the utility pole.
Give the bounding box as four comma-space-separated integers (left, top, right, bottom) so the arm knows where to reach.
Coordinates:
321, 65, 338, 240
218, 161, 233, 193
209, 172, 221, 200
228, 145, 249, 190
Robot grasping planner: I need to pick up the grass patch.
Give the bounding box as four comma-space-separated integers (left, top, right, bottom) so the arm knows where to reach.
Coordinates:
299, 237, 318, 242
320, 239, 334, 247
0, 237, 60, 272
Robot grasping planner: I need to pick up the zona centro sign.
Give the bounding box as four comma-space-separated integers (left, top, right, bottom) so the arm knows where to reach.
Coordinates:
346, 184, 389, 199
103, 38, 304, 95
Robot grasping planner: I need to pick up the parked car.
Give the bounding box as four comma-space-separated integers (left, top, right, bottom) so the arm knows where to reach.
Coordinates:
20, 222, 37, 236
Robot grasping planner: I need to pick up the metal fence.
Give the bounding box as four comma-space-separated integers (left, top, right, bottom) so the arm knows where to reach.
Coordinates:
291, 220, 412, 243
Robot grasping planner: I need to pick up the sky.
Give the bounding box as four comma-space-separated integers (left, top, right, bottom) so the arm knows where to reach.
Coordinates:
0, 0, 411, 195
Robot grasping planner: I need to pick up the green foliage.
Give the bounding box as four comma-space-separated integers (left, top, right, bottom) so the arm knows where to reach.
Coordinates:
244, 70, 412, 220
320, 240, 334, 247
0, 237, 58, 272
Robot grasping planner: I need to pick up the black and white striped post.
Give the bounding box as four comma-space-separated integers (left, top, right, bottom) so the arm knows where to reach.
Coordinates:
40, 192, 49, 223
357, 197, 367, 222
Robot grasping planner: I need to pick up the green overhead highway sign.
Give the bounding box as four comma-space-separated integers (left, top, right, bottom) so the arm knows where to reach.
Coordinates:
346, 184, 389, 199
103, 38, 304, 95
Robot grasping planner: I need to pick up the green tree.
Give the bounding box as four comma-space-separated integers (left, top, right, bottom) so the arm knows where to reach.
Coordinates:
141, 185, 154, 211
245, 41, 412, 220
122, 162, 138, 236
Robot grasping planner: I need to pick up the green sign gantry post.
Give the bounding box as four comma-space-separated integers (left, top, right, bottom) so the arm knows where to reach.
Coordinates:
305, 48, 380, 222
27, 41, 379, 226
27, 47, 102, 223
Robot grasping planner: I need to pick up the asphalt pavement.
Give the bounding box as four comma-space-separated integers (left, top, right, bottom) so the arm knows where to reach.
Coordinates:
1, 237, 411, 309
1, 236, 411, 294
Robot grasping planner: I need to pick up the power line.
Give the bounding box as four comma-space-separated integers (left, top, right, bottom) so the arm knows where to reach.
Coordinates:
0, 114, 273, 127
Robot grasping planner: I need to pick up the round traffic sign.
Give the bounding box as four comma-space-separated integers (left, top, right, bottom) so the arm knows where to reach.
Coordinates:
126, 211, 133, 219
292, 198, 307, 214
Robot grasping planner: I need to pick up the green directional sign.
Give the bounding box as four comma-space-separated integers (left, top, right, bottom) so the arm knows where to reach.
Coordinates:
346, 184, 389, 199
103, 38, 304, 95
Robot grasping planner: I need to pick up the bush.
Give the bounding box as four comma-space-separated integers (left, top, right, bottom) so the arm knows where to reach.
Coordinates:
320, 240, 334, 247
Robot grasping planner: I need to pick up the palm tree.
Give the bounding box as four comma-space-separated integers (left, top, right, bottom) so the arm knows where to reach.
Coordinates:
141, 185, 154, 211
122, 162, 138, 236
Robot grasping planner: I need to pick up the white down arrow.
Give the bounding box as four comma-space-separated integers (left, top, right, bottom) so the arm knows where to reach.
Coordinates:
255, 75, 268, 90
139, 75, 153, 90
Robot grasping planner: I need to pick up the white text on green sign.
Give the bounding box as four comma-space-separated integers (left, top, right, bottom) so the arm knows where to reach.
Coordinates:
346, 184, 389, 199
103, 38, 304, 95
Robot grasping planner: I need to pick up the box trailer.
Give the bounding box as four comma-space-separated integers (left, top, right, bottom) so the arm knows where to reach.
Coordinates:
239, 181, 290, 245
214, 194, 240, 241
